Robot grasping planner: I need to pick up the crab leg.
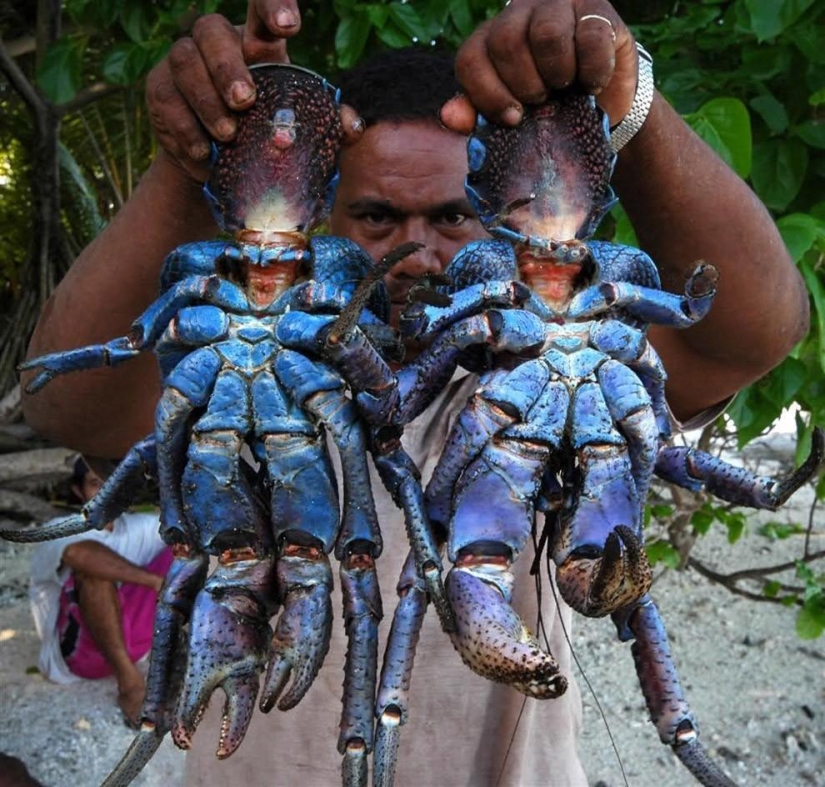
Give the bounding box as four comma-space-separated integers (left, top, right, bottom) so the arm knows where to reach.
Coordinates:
0, 436, 156, 543
103, 545, 209, 787
655, 427, 824, 509
613, 596, 738, 787
372, 551, 429, 787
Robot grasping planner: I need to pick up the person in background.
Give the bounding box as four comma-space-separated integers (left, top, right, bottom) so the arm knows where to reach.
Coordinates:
29, 458, 171, 727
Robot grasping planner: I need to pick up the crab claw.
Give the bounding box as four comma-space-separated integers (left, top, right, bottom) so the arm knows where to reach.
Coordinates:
556, 525, 652, 617
259, 550, 333, 712
445, 563, 567, 699
172, 554, 277, 759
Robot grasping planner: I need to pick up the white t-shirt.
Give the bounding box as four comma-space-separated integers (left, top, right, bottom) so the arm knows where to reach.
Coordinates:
29, 510, 164, 684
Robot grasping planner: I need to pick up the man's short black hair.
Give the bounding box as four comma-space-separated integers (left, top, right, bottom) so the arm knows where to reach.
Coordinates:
337, 46, 459, 127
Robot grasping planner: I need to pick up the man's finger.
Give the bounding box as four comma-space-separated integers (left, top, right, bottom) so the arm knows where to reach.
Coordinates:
243, 0, 301, 63
191, 15, 256, 112
168, 35, 236, 143
455, 21, 524, 127
439, 95, 476, 136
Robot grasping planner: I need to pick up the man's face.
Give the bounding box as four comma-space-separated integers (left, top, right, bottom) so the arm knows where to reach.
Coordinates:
329, 120, 487, 328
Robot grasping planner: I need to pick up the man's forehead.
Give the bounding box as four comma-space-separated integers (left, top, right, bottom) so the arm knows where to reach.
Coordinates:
337, 120, 470, 200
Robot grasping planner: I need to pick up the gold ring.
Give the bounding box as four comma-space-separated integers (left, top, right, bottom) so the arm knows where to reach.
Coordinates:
579, 14, 616, 40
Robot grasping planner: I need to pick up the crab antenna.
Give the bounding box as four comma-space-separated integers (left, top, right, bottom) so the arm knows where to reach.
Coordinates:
326, 242, 424, 342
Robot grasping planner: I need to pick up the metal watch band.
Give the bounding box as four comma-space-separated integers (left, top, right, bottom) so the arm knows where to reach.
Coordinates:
610, 44, 654, 153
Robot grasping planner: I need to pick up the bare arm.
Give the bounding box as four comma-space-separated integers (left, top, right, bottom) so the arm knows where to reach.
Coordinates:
61, 539, 165, 591
615, 95, 808, 420
22, 153, 216, 458
445, 0, 808, 421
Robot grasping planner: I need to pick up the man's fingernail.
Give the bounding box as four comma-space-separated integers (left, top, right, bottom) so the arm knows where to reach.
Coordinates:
351, 116, 365, 133
216, 118, 236, 140
231, 81, 255, 105
276, 8, 298, 28
502, 105, 523, 125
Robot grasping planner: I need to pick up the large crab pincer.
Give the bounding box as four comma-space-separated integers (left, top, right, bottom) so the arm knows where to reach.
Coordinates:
6, 64, 409, 785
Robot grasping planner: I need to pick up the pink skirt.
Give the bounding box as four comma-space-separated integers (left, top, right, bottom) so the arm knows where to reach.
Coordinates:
57, 547, 174, 679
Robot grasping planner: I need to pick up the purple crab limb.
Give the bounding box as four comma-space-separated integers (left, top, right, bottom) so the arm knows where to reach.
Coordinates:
613, 596, 738, 787
339, 553, 382, 786
567, 263, 718, 325
655, 427, 824, 509
19, 338, 142, 394
371, 433, 453, 631
446, 561, 567, 699
102, 546, 209, 787
373, 551, 429, 787
260, 550, 333, 712
172, 554, 278, 759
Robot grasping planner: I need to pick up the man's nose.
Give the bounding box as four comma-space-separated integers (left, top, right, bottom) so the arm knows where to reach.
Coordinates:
386, 225, 445, 279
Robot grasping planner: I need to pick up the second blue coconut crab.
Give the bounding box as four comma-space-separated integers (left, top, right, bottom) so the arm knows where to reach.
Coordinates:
327, 91, 823, 787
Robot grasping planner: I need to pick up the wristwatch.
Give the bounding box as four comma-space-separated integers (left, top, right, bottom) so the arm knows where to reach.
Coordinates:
610, 43, 654, 153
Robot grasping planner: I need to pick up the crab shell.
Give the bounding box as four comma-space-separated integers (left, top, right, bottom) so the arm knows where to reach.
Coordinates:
204, 63, 344, 237
465, 92, 617, 247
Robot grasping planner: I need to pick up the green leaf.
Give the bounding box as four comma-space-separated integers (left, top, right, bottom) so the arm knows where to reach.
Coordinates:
376, 22, 412, 49
764, 580, 782, 597
102, 43, 152, 85
685, 97, 752, 178
120, 0, 154, 43
646, 540, 681, 569
745, 0, 816, 41
650, 504, 674, 519
788, 21, 825, 65
335, 12, 373, 69
799, 257, 825, 369
796, 594, 825, 639
450, 0, 476, 38
811, 87, 825, 106
777, 213, 821, 262
750, 139, 809, 211
388, 3, 433, 42
691, 507, 716, 535
36, 36, 87, 104
725, 513, 746, 543
749, 94, 788, 135
794, 121, 825, 149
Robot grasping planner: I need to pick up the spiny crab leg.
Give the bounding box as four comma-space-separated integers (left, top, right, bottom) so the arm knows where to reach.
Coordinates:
613, 596, 738, 787
372, 551, 429, 787
102, 544, 209, 787
0, 436, 156, 543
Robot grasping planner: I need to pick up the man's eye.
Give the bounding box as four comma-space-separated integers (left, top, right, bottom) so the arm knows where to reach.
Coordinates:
359, 212, 394, 225
438, 213, 469, 227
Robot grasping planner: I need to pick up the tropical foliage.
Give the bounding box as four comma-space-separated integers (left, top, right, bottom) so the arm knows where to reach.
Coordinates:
0, 0, 822, 634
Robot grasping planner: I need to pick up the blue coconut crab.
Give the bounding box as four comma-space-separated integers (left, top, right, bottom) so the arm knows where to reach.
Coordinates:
4, 63, 433, 786
327, 91, 823, 786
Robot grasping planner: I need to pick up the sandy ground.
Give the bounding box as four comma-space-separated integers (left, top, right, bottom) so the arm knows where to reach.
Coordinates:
1, 437, 823, 787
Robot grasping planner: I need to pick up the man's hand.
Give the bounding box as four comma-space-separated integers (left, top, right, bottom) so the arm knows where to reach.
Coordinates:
442, 0, 638, 132
146, 1, 301, 181
146, 1, 364, 182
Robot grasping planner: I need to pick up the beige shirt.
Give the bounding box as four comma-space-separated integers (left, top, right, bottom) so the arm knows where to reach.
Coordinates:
184, 370, 587, 786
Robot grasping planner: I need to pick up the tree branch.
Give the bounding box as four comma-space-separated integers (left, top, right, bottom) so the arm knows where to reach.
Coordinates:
59, 82, 123, 115
0, 37, 46, 114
